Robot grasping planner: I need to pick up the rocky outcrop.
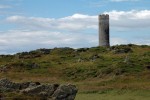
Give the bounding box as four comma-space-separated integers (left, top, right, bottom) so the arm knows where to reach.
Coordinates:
0, 78, 78, 100
0, 78, 40, 92
52, 84, 77, 100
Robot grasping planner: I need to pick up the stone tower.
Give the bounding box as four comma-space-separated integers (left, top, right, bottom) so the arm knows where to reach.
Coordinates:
99, 14, 110, 47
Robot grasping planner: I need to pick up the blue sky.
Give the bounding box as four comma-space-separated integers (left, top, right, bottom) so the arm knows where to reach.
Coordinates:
0, 0, 150, 54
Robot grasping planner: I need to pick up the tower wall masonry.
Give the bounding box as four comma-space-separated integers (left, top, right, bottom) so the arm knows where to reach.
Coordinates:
99, 14, 110, 47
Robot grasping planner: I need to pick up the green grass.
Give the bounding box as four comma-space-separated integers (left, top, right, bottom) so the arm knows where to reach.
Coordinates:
0, 45, 150, 99
76, 90, 150, 100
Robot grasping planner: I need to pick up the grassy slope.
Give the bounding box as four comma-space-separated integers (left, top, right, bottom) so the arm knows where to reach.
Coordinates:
0, 44, 150, 99
76, 89, 150, 100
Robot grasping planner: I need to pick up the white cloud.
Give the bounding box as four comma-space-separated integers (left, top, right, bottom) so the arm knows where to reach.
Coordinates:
6, 14, 97, 31
6, 10, 150, 31
0, 30, 98, 54
104, 10, 150, 29
0, 29, 149, 54
110, 37, 128, 45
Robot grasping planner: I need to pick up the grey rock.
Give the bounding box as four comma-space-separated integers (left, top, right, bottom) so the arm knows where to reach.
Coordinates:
0, 78, 40, 92
0, 78, 20, 91
0, 78, 78, 100
28, 82, 40, 88
53, 84, 78, 100
21, 84, 59, 97
19, 82, 31, 89
21, 85, 46, 95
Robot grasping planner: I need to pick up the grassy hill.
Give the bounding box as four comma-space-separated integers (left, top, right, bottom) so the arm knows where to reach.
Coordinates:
0, 44, 150, 99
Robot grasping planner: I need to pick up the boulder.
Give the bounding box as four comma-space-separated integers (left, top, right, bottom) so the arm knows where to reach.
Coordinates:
21, 84, 59, 97
0, 78, 78, 100
52, 84, 78, 100
0, 78, 21, 91
0, 78, 40, 91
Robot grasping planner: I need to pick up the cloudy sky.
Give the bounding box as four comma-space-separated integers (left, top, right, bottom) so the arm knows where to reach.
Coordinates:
0, 0, 150, 54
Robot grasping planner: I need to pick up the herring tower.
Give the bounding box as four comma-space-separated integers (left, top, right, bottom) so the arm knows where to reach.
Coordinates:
99, 14, 110, 47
